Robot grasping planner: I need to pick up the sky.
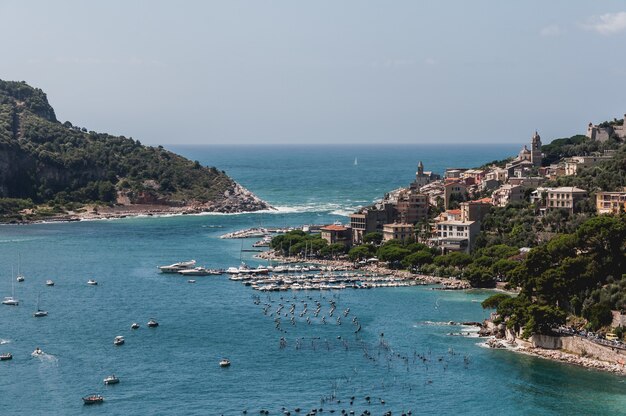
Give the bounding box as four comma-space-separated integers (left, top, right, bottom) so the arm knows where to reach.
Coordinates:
1, 1, 625, 145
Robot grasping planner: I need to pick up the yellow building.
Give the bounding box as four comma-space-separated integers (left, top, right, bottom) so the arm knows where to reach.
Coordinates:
596, 190, 626, 214
382, 223, 415, 242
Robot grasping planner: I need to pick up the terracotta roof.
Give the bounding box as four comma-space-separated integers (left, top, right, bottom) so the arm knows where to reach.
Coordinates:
446, 209, 462, 215
471, 197, 492, 204
321, 224, 348, 231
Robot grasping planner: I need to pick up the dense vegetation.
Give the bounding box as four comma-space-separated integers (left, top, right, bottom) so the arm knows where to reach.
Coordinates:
482, 214, 626, 336
269, 230, 347, 259
0, 79, 244, 221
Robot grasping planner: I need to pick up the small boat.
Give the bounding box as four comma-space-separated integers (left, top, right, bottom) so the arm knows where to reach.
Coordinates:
187, 279, 196, 283
2, 297, 18, 306
219, 358, 231, 367
158, 260, 196, 273
16, 275, 24, 282
33, 293, 48, 317
87, 279, 98, 285
0, 353, 12, 361
31, 347, 44, 356
130, 322, 140, 329
113, 336, 125, 346
46, 280, 54, 286
82, 394, 104, 405
103, 375, 120, 385
147, 318, 159, 328
178, 267, 213, 276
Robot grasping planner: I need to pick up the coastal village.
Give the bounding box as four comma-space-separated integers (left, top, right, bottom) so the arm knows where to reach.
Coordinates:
318, 116, 626, 254
251, 115, 626, 375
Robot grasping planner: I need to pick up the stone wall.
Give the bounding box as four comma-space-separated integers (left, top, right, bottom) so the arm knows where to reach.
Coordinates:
561, 336, 626, 365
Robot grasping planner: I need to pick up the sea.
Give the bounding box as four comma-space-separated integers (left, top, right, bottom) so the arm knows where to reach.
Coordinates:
0, 144, 624, 415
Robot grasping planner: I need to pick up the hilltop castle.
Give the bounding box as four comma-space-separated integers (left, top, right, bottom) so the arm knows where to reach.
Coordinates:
587, 114, 626, 142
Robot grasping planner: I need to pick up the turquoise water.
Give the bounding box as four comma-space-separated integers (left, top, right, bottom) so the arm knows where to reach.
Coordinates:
0, 144, 624, 415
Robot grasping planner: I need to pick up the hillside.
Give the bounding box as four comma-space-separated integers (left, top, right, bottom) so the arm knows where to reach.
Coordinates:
0, 80, 271, 222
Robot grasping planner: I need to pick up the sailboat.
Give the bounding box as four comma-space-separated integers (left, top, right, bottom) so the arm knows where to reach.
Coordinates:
33, 292, 48, 317
16, 254, 24, 282
2, 267, 19, 306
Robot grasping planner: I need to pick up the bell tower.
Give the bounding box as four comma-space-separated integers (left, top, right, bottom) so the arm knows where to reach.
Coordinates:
531, 131, 542, 167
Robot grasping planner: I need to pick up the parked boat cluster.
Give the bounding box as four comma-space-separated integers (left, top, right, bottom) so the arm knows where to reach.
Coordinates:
227, 264, 418, 292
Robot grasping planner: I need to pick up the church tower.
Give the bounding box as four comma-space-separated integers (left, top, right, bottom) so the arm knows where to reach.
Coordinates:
417, 160, 424, 176
531, 131, 542, 167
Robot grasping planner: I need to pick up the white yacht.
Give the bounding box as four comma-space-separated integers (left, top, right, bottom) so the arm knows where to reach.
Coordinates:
178, 267, 214, 276
158, 260, 196, 273
46, 280, 55, 286
103, 375, 120, 385
87, 279, 98, 285
2, 297, 18, 306
113, 336, 125, 346
219, 358, 231, 367
3, 277, 18, 305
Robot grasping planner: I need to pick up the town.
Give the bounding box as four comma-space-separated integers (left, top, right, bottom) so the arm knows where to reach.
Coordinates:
310, 115, 626, 255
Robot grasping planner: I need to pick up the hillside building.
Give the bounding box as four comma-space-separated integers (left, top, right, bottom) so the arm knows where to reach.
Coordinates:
382, 223, 415, 242
596, 190, 626, 214
546, 187, 588, 213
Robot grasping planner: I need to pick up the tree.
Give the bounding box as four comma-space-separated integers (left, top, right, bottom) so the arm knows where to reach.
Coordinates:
363, 232, 383, 245
401, 250, 433, 269
348, 245, 375, 261
376, 245, 410, 267
481, 293, 512, 309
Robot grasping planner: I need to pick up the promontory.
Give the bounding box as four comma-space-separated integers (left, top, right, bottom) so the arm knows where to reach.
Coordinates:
0, 80, 272, 223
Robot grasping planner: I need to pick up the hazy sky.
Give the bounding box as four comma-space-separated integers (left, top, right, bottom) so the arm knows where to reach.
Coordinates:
1, 1, 625, 145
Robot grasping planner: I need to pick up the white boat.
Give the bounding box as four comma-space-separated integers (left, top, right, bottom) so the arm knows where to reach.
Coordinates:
158, 260, 196, 273
46, 280, 55, 286
2, 297, 18, 306
113, 336, 125, 346
87, 279, 98, 285
16, 254, 25, 282
130, 322, 140, 329
219, 358, 231, 367
147, 318, 159, 328
3, 271, 18, 305
31, 347, 44, 356
103, 375, 120, 385
178, 267, 213, 276
187, 279, 196, 283
33, 293, 48, 317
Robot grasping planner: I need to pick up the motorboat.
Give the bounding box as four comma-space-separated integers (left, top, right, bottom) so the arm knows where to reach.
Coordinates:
82, 394, 104, 405
187, 279, 196, 283
131, 322, 140, 329
158, 260, 196, 273
113, 336, 125, 346
46, 280, 54, 286
2, 297, 18, 306
0, 353, 12, 361
87, 279, 98, 285
219, 358, 231, 367
147, 319, 159, 328
178, 267, 212, 276
16, 275, 24, 282
103, 375, 120, 385
31, 347, 44, 356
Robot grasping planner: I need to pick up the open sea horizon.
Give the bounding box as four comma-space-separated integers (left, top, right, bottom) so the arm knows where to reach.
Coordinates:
1, 143, 624, 415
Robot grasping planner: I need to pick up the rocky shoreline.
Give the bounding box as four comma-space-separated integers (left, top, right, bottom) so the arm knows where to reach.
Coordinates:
10, 182, 274, 224
480, 322, 626, 375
